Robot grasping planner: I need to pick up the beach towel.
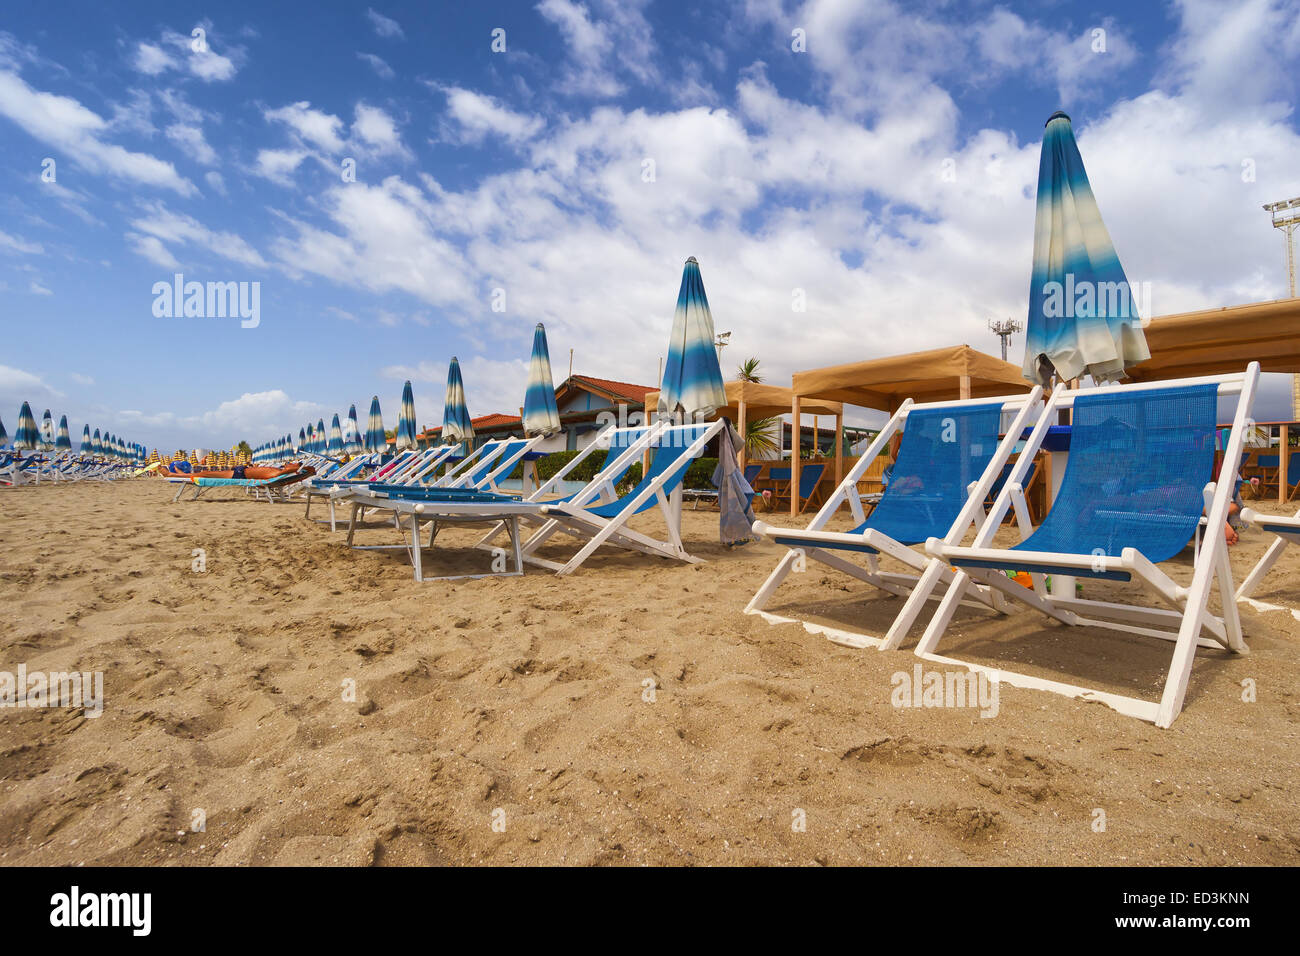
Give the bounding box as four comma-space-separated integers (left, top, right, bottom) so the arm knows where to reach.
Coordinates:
712, 419, 755, 546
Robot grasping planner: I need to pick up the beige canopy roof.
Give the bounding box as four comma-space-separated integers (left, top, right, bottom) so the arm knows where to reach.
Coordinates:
1127, 297, 1300, 381
793, 344, 1033, 410
644, 380, 842, 420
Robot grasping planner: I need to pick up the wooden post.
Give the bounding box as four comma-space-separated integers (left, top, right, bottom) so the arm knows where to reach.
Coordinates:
1281, 423, 1291, 504
959, 374, 972, 400
791, 395, 801, 517
835, 411, 843, 488
736, 398, 747, 470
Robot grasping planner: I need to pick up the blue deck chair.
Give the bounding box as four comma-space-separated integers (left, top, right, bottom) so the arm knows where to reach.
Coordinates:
748, 390, 1044, 649
911, 364, 1260, 728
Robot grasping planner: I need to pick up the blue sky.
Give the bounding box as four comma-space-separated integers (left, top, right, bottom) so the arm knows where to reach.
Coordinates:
2, 0, 1299, 451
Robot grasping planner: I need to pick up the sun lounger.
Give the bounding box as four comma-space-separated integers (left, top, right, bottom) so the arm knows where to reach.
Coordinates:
907, 364, 1260, 727
518, 420, 725, 575
746, 390, 1044, 648
1235, 506, 1300, 601
169, 468, 316, 502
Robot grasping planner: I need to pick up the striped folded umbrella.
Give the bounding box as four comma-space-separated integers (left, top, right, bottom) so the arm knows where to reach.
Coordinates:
56, 415, 72, 452
39, 409, 55, 451
344, 404, 362, 455
315, 419, 326, 455
91, 428, 102, 456
0, 415, 8, 448
442, 359, 474, 444
657, 256, 727, 420
1024, 110, 1150, 385
79, 425, 91, 454
365, 396, 385, 452
523, 324, 561, 437
395, 381, 418, 450
328, 414, 344, 455
14, 403, 38, 450
298, 427, 306, 454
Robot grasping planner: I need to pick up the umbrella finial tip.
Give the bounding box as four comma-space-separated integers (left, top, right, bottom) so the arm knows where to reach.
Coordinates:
686, 256, 698, 264
1046, 109, 1071, 126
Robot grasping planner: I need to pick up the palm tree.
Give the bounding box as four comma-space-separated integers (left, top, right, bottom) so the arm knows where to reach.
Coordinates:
234, 440, 252, 459
737, 357, 763, 383
744, 415, 782, 459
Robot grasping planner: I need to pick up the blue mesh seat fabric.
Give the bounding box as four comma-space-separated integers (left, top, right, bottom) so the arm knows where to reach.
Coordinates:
580, 425, 709, 519
954, 385, 1216, 579
857, 404, 1005, 545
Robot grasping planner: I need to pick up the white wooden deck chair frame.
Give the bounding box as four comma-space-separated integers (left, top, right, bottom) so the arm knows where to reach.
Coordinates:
908, 363, 1261, 728
1235, 506, 1300, 602
746, 389, 1045, 649
519, 419, 722, 576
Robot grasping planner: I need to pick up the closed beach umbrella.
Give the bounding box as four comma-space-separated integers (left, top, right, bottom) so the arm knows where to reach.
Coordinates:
395, 381, 418, 450
1023, 110, 1149, 386
0, 415, 7, 448
365, 396, 385, 452
344, 404, 362, 455
56, 415, 71, 451
14, 403, 39, 450
80, 425, 91, 454
523, 324, 561, 437
298, 427, 307, 454
442, 359, 474, 444
39, 409, 55, 451
91, 428, 102, 455
328, 413, 344, 455
305, 423, 315, 455
657, 256, 727, 420
315, 419, 326, 455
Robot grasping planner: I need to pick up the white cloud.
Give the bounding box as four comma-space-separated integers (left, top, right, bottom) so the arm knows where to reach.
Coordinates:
366, 9, 405, 39
0, 364, 63, 409
264, 100, 346, 153
28, 279, 52, 295
129, 23, 243, 83
70, 372, 95, 386
0, 69, 195, 195
205, 170, 227, 194
254, 148, 309, 185
536, 0, 659, 97
128, 202, 268, 269
0, 229, 42, 254
356, 52, 394, 79
351, 103, 409, 157
127, 232, 182, 269
165, 122, 218, 165
439, 86, 543, 144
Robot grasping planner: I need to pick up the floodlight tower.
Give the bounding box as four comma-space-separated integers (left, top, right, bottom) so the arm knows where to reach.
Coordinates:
988, 317, 1022, 362
715, 330, 732, 362
1263, 196, 1300, 418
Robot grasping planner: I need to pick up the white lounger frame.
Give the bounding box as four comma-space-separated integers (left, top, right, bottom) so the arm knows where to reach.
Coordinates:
910, 364, 1260, 728
519, 420, 721, 575
1235, 506, 1300, 601
746, 389, 1045, 649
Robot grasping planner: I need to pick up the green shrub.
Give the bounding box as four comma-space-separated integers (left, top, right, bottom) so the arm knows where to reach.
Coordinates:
510, 450, 719, 491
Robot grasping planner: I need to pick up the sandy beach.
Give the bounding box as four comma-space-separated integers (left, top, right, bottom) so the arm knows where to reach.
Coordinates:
0, 479, 1297, 866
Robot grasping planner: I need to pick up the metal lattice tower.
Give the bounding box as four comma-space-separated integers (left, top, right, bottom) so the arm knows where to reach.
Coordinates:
988, 317, 1022, 362
1264, 197, 1300, 419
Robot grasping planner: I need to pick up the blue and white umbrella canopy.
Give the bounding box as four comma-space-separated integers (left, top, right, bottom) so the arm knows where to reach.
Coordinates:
39, 409, 55, 451
442, 358, 475, 444
344, 404, 362, 455
14, 403, 39, 451
56, 415, 72, 452
0, 415, 8, 448
298, 427, 306, 454
523, 324, 561, 437
91, 428, 102, 456
328, 414, 344, 455
395, 381, 418, 450
80, 425, 91, 454
315, 419, 327, 455
365, 396, 385, 452
657, 256, 727, 420
1024, 111, 1150, 386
